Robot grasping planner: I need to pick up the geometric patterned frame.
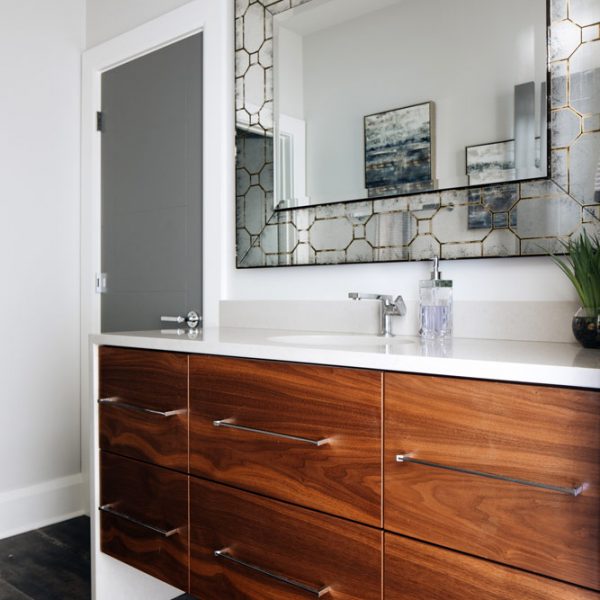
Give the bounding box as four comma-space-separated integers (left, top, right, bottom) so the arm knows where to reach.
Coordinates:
235, 0, 600, 267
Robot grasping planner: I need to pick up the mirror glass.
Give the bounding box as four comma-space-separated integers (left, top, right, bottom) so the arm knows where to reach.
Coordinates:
271, 0, 548, 208
235, 0, 600, 268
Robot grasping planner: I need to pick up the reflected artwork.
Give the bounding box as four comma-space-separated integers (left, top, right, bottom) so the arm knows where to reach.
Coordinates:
364, 102, 435, 195
466, 138, 542, 185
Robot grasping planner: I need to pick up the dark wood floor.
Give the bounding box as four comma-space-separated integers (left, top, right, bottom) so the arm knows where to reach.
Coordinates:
0, 517, 91, 600
0, 516, 195, 600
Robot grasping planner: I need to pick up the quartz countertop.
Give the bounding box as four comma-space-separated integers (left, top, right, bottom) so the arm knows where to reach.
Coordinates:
91, 328, 600, 389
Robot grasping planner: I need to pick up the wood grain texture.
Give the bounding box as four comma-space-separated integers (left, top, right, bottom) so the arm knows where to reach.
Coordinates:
99, 346, 188, 471
100, 451, 189, 592
385, 373, 600, 590
190, 478, 382, 600
385, 532, 600, 600
189, 355, 382, 526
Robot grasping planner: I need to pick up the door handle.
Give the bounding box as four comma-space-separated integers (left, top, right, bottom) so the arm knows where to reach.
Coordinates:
161, 310, 201, 329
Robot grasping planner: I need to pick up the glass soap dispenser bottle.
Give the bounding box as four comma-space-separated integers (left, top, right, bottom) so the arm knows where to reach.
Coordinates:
419, 256, 453, 339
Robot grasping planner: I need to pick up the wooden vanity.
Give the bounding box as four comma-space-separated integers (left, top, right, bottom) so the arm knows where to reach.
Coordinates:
96, 345, 600, 599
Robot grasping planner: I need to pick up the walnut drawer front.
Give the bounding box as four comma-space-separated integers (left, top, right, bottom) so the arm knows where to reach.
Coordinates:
189, 355, 382, 526
384, 373, 600, 590
190, 477, 382, 600
385, 532, 600, 600
99, 451, 189, 592
99, 347, 188, 471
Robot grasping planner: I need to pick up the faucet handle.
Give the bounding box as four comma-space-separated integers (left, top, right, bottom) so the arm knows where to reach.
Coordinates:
393, 295, 407, 316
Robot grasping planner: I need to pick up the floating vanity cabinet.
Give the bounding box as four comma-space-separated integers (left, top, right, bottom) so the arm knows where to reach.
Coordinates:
384, 373, 600, 591
99, 451, 189, 591
96, 344, 600, 599
189, 477, 382, 600
98, 347, 188, 472
384, 533, 600, 600
188, 355, 382, 526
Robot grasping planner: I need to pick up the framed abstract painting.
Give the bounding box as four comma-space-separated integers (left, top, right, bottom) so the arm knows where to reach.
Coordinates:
364, 102, 435, 196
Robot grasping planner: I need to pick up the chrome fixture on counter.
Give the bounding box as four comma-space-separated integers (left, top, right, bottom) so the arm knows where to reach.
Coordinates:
160, 310, 201, 329
348, 293, 407, 337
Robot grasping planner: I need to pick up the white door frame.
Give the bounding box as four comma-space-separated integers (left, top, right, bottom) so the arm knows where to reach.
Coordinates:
81, 0, 233, 343
81, 3, 233, 597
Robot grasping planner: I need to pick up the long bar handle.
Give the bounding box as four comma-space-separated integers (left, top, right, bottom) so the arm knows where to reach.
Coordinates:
396, 455, 585, 497
99, 504, 179, 538
98, 397, 186, 418
214, 549, 330, 597
213, 420, 329, 447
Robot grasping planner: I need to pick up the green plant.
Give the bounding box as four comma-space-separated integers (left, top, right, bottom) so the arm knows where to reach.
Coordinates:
551, 231, 600, 313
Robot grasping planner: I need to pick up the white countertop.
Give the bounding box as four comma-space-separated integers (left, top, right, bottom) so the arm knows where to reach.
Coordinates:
90, 328, 600, 389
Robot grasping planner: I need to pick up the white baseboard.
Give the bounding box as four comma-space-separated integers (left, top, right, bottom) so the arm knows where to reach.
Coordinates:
0, 473, 85, 540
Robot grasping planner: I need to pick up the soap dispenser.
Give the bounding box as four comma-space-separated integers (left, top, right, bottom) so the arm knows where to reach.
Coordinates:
419, 256, 453, 339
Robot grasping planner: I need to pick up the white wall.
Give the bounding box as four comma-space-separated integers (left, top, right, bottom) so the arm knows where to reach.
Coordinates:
0, 0, 85, 537
86, 0, 193, 48
227, 255, 577, 306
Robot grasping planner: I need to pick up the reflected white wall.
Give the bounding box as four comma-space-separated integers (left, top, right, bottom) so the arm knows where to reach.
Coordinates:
276, 0, 547, 204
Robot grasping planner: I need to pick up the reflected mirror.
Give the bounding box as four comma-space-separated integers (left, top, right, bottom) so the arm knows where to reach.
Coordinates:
235, 0, 600, 268
272, 0, 548, 208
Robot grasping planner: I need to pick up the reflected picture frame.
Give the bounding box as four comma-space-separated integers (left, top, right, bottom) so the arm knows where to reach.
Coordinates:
364, 102, 435, 195
466, 138, 542, 186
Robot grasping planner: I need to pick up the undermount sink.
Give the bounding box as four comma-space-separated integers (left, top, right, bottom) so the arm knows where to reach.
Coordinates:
268, 333, 416, 346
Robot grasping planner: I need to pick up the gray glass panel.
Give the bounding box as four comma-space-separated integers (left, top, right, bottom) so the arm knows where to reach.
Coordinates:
101, 33, 202, 331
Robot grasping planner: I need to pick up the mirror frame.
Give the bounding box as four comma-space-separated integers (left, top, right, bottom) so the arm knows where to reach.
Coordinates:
235, 0, 600, 268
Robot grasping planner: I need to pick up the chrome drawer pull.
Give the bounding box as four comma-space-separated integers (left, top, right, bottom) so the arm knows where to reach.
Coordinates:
99, 504, 179, 537
213, 420, 329, 446
396, 455, 585, 497
214, 549, 330, 597
98, 397, 186, 418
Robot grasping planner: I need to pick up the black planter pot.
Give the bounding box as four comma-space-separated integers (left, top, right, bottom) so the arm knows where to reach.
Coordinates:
572, 308, 600, 349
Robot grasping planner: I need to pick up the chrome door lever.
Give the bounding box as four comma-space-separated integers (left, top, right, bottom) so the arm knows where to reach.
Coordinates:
161, 310, 201, 329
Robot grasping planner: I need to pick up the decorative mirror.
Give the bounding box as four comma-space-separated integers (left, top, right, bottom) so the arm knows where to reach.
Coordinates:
235, 0, 600, 267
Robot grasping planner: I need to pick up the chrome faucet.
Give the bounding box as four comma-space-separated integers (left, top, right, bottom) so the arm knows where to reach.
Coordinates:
348, 293, 407, 337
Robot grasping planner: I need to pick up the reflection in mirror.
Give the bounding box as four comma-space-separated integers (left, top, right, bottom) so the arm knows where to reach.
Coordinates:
235, 0, 600, 268
272, 0, 548, 208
